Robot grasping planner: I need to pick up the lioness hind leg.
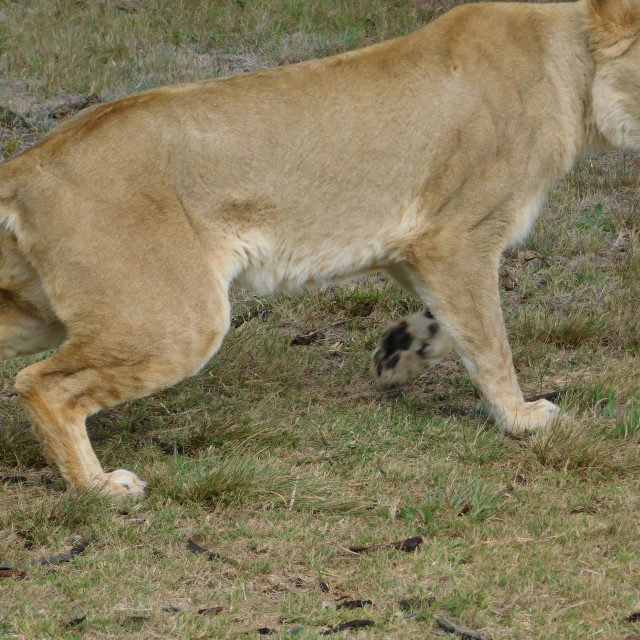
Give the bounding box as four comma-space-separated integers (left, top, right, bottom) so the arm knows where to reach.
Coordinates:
15, 311, 230, 497
371, 309, 453, 388
16, 354, 148, 497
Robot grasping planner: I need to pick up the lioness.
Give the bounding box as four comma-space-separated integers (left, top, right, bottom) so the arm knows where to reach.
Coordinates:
0, 0, 638, 496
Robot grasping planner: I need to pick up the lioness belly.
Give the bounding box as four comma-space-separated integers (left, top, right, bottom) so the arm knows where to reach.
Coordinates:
208, 193, 427, 293
230, 225, 404, 293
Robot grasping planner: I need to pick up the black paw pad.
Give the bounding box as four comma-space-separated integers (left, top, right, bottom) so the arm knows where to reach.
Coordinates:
373, 322, 416, 379
380, 321, 412, 354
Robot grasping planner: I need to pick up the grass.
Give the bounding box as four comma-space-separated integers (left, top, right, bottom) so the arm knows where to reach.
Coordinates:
0, 0, 447, 103
1, 0, 640, 638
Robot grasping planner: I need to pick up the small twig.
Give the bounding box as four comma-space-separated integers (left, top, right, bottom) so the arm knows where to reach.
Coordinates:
0, 566, 26, 579
289, 475, 299, 510
434, 616, 489, 640
555, 600, 589, 616
336, 545, 361, 555
29, 539, 95, 567
197, 606, 224, 615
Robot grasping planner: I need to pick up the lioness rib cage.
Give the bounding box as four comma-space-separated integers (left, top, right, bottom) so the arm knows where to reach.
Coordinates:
0, 0, 639, 496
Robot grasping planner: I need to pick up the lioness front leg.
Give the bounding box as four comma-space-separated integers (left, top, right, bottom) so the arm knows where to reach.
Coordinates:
400, 258, 559, 433
371, 309, 454, 388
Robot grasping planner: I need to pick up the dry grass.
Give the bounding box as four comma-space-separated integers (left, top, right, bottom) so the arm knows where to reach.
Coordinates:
2, 1, 640, 639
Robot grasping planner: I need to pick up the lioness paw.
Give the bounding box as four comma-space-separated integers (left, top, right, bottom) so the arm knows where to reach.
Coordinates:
371, 309, 453, 389
92, 469, 147, 498
495, 399, 560, 435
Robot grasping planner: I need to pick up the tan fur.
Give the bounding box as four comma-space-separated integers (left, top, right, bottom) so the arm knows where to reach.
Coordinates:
0, 0, 639, 496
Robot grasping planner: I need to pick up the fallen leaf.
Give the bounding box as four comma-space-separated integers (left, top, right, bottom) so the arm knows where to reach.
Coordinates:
0, 566, 26, 579
186, 538, 236, 566
197, 607, 224, 615
287, 625, 304, 633
348, 536, 423, 554
394, 536, 423, 551
65, 616, 86, 629
290, 329, 324, 345
337, 600, 372, 610
321, 620, 375, 635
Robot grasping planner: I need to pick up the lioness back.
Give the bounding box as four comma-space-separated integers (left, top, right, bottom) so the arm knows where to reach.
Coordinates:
5, 1, 586, 294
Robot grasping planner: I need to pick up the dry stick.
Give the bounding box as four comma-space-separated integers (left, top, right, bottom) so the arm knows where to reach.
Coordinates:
0, 567, 26, 579
434, 616, 489, 640
289, 475, 299, 509
29, 539, 95, 567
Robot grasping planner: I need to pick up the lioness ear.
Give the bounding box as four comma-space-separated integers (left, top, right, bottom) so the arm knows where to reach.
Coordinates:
587, 0, 640, 59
